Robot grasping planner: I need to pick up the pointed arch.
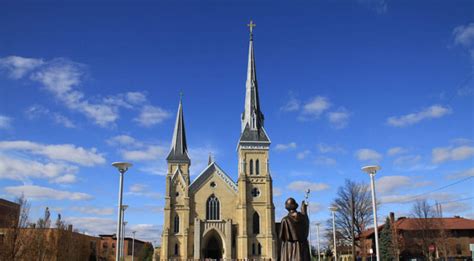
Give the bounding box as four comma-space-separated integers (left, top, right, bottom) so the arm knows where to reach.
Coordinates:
174, 243, 179, 256
249, 159, 254, 175
253, 211, 260, 235
255, 159, 260, 175
206, 195, 220, 220
173, 214, 179, 234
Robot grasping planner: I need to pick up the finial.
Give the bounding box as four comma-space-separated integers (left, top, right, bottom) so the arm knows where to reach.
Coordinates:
179, 91, 183, 103
208, 152, 213, 165
247, 20, 256, 39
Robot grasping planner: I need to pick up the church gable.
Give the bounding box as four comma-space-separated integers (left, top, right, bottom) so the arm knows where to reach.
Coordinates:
189, 162, 238, 195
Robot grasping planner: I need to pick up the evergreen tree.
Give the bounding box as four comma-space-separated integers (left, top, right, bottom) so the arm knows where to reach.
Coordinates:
379, 216, 395, 260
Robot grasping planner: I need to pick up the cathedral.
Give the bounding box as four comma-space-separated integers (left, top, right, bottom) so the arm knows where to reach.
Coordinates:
160, 23, 277, 260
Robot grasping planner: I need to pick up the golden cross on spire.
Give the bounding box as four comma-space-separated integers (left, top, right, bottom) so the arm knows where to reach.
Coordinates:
247, 20, 256, 34
179, 91, 183, 102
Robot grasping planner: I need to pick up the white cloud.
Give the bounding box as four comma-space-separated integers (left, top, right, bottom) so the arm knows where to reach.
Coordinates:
317, 143, 345, 154
327, 108, 350, 129
280, 93, 300, 112
296, 150, 311, 160
387, 105, 452, 127
275, 142, 297, 151
432, 145, 474, 163
126, 183, 161, 199
446, 168, 474, 180
25, 105, 75, 128
314, 156, 336, 166
301, 96, 331, 119
0, 140, 105, 166
0, 56, 44, 79
387, 147, 407, 156
380, 192, 454, 204
273, 187, 282, 197
453, 23, 474, 59
71, 206, 114, 216
26, 59, 120, 127
287, 181, 329, 192
51, 174, 77, 184
0, 56, 170, 128
355, 148, 382, 162
357, 0, 388, 14
0, 154, 78, 183
0, 115, 12, 129
376, 175, 429, 195
393, 155, 422, 167
64, 217, 161, 243
121, 145, 167, 161
134, 105, 171, 127
106, 135, 143, 147
4, 185, 92, 201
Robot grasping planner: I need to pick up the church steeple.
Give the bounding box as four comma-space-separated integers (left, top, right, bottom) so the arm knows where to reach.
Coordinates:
166, 97, 190, 163
239, 20, 270, 144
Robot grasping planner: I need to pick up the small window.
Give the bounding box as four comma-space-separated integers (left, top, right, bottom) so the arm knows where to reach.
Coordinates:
175, 192, 179, 197
251, 188, 260, 198
103, 242, 108, 248
256, 159, 260, 175
174, 215, 180, 233
456, 244, 461, 255
249, 159, 254, 175
258, 243, 262, 255
253, 212, 260, 234
210, 181, 216, 188
174, 243, 179, 255
112, 243, 115, 248
252, 243, 256, 255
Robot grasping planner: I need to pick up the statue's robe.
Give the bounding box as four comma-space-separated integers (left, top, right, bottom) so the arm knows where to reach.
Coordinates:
278, 204, 311, 261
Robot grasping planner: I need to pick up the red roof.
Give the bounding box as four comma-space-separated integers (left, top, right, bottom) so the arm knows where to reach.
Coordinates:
358, 217, 474, 238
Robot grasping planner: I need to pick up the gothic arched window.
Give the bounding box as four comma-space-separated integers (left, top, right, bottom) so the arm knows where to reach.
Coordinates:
249, 159, 254, 175
174, 243, 179, 255
206, 195, 220, 220
173, 214, 179, 234
253, 212, 260, 235
256, 159, 260, 175
258, 243, 262, 255
252, 243, 256, 255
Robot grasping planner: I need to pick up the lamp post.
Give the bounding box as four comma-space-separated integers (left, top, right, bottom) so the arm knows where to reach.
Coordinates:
122, 220, 128, 258
112, 162, 132, 261
305, 189, 312, 257
132, 231, 136, 261
362, 165, 381, 261
316, 222, 321, 261
329, 206, 338, 261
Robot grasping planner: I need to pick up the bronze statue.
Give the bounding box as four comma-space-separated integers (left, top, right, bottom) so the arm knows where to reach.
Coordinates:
279, 197, 311, 261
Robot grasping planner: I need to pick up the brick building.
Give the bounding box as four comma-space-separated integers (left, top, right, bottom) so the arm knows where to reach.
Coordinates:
358, 213, 474, 260
99, 234, 147, 261
0, 198, 20, 228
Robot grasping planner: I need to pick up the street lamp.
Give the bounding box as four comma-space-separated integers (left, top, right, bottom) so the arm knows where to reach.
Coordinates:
329, 206, 338, 261
362, 165, 381, 261
132, 231, 136, 261
315, 222, 321, 261
112, 162, 132, 261
122, 220, 128, 259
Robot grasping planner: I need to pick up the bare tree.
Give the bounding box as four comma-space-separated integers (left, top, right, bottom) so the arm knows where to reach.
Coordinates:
411, 199, 437, 259
331, 179, 373, 260
0, 194, 31, 260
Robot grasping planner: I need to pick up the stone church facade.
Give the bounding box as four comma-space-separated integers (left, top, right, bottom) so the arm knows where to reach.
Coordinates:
160, 25, 277, 260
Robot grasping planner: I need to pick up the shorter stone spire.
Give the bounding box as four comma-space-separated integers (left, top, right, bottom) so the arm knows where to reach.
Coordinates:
166, 97, 190, 163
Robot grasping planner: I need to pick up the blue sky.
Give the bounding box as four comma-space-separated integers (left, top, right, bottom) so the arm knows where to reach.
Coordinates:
0, 0, 473, 245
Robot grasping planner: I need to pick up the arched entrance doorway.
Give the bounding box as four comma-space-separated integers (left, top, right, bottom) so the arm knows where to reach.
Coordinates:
202, 229, 224, 260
